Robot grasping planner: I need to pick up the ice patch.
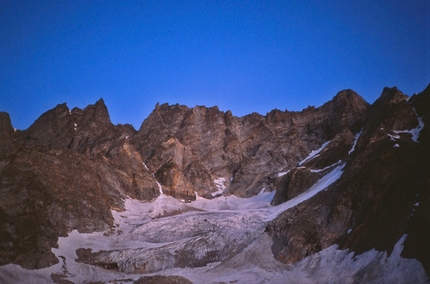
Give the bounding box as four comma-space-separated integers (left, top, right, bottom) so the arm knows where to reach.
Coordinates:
149, 194, 192, 219
192, 190, 275, 211
298, 141, 331, 166
212, 177, 226, 196
348, 129, 362, 155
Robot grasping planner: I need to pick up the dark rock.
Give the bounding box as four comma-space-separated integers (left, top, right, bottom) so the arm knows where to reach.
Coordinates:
267, 85, 430, 275
133, 275, 192, 284
0, 112, 16, 157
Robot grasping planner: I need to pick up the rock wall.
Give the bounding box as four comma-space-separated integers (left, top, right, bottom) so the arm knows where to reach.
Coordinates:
1, 84, 429, 274
267, 85, 430, 274
132, 89, 368, 200
0, 99, 159, 268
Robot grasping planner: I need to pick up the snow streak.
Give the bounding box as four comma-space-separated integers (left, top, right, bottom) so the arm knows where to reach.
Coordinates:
298, 141, 331, 166
391, 108, 425, 143
266, 163, 345, 221
348, 129, 362, 155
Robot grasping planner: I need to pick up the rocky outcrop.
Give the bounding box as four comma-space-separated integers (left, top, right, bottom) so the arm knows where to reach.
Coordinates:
20, 99, 136, 157
267, 85, 430, 274
0, 112, 17, 157
0, 100, 159, 269
132, 89, 369, 200
402, 84, 430, 272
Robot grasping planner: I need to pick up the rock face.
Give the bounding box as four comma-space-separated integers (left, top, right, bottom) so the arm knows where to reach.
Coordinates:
266, 85, 430, 274
132, 89, 368, 201
0, 112, 17, 157
0, 84, 429, 278
0, 99, 159, 269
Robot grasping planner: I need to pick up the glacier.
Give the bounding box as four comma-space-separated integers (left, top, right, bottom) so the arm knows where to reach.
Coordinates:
0, 165, 428, 283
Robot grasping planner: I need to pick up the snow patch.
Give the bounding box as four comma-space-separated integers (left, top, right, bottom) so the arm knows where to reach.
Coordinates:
298, 141, 331, 166
156, 181, 164, 195
142, 162, 150, 171
310, 160, 342, 173
266, 163, 345, 221
391, 108, 424, 142
388, 133, 400, 141
212, 177, 226, 196
348, 129, 362, 155
277, 170, 290, 177
281, 234, 428, 284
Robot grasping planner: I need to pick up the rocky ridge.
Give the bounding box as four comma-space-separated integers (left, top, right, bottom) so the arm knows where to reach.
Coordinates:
0, 99, 159, 268
0, 84, 429, 279
267, 85, 430, 273
131, 89, 368, 201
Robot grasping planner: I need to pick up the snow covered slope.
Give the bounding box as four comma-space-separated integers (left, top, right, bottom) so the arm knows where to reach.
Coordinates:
0, 165, 427, 283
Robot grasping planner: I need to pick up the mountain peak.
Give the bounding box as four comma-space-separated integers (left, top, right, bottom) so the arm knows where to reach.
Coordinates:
331, 89, 368, 108
378, 86, 408, 104
95, 97, 105, 105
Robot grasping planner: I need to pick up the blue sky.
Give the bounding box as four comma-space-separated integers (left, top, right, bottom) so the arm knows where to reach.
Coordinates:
1, 0, 429, 130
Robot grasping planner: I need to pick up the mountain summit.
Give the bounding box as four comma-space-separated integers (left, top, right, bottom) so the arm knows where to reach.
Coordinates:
0, 85, 429, 283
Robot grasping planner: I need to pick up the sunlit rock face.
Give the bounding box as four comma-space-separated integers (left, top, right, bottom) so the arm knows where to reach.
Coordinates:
132, 89, 369, 199
0, 99, 159, 269
0, 84, 429, 283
